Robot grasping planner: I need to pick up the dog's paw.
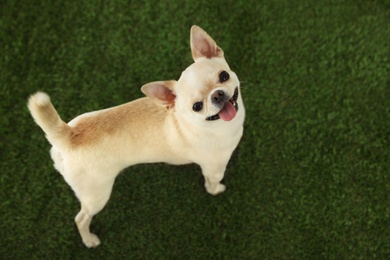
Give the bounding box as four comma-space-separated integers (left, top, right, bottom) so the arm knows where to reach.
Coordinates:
83, 233, 101, 248
205, 183, 226, 195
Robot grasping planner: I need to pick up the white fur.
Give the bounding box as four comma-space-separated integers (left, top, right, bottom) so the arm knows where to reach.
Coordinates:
28, 25, 245, 248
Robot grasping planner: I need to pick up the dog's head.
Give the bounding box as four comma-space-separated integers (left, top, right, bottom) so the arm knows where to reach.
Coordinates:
142, 25, 240, 125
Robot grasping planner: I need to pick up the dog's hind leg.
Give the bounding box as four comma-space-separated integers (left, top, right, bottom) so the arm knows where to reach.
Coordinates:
71, 173, 116, 248
75, 207, 101, 248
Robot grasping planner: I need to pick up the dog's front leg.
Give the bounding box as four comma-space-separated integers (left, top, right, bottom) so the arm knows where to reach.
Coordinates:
200, 164, 227, 195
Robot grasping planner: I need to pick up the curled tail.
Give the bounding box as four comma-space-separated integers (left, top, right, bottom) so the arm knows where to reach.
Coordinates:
28, 92, 72, 149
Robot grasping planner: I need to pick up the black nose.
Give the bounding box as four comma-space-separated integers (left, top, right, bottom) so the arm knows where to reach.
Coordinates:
211, 90, 225, 104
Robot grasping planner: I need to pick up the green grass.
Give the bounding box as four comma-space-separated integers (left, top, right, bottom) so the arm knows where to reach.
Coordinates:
1, 0, 389, 258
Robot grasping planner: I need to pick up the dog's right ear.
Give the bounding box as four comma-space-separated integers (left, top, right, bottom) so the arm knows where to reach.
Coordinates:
141, 81, 176, 109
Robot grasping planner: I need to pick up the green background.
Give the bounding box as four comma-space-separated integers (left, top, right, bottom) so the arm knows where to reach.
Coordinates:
1, 0, 389, 258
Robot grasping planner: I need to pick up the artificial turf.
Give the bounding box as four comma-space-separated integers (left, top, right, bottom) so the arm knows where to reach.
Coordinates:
1, 0, 389, 258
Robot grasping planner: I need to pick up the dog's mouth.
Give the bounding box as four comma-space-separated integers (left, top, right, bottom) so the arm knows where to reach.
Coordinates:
206, 87, 239, 121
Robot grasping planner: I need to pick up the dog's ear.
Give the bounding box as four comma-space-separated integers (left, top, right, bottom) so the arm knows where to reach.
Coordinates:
141, 81, 176, 109
190, 25, 224, 61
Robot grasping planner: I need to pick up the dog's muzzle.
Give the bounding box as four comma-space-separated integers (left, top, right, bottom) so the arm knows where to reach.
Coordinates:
206, 87, 239, 121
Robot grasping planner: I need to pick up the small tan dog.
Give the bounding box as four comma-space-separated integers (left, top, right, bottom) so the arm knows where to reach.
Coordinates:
28, 25, 245, 248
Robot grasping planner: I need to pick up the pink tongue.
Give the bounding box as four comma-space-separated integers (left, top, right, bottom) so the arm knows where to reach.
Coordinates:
219, 102, 237, 121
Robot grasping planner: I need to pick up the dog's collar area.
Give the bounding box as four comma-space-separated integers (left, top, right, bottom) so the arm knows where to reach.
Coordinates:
206, 87, 239, 121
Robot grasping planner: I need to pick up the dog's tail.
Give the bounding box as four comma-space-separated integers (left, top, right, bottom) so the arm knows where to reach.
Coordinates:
28, 92, 72, 149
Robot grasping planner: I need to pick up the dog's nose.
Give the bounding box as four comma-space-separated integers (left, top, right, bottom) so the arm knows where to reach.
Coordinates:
211, 90, 225, 104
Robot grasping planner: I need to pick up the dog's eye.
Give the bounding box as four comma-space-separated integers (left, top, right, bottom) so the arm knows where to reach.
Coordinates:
193, 102, 203, 112
219, 71, 230, 83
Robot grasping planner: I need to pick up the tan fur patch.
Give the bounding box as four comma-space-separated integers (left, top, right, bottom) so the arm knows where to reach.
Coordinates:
69, 98, 163, 147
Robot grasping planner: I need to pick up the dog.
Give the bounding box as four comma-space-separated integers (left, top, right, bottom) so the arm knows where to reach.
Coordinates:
28, 25, 245, 248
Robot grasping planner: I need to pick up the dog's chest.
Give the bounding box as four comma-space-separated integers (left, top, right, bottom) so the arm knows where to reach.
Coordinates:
189, 121, 243, 150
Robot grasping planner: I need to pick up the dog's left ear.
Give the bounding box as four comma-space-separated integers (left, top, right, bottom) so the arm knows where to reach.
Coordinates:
190, 25, 224, 61
141, 81, 176, 109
